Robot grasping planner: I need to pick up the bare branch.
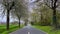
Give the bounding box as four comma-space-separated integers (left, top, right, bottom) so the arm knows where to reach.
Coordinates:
0, 8, 6, 19
56, 4, 60, 8
9, 1, 15, 10
56, 2, 60, 8
45, 3, 52, 9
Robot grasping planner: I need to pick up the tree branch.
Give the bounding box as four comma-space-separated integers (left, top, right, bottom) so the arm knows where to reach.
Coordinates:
9, 1, 15, 10
45, 3, 52, 9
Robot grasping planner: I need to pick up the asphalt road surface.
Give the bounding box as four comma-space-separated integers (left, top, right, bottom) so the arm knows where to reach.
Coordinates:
10, 25, 47, 34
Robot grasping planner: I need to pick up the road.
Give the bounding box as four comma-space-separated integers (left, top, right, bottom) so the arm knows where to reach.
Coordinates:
10, 25, 47, 34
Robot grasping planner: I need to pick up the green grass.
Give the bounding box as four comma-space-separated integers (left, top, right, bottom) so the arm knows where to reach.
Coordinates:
33, 25, 60, 34
0, 24, 6, 34
0, 24, 24, 34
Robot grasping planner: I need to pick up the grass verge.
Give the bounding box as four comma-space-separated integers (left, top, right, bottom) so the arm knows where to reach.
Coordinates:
0, 24, 24, 34
33, 25, 60, 34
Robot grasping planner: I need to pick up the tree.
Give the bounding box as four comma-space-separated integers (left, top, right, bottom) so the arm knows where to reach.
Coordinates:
34, 0, 60, 28
40, 5, 52, 26
2, 0, 15, 30
11, 0, 28, 27
30, 8, 41, 25
44, 0, 60, 28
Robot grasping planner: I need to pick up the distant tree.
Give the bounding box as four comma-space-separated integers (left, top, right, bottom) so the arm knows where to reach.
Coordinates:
11, 0, 28, 27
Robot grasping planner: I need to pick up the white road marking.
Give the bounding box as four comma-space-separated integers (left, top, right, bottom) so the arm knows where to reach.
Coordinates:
28, 32, 30, 34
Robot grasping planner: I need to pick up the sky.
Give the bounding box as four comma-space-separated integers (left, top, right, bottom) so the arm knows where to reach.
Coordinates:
0, 4, 6, 22
0, 0, 36, 23
28, 0, 36, 12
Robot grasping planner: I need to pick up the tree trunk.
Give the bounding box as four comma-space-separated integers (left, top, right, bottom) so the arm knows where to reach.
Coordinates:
41, 11, 43, 25
6, 9, 10, 30
19, 18, 20, 28
25, 20, 28, 26
25, 21, 27, 26
53, 9, 57, 28
52, 0, 57, 28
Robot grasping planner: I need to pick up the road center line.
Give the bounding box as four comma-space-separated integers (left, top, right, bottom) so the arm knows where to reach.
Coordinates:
28, 32, 30, 34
